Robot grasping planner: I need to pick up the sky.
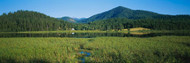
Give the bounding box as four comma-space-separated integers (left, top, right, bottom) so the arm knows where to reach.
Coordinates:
0, 0, 190, 18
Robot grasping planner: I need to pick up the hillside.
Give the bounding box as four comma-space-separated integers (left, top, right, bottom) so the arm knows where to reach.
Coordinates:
72, 6, 190, 30
83, 6, 162, 23
0, 10, 73, 32
79, 6, 190, 23
87, 17, 190, 30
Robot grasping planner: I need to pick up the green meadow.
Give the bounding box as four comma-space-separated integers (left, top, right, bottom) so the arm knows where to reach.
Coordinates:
0, 36, 190, 63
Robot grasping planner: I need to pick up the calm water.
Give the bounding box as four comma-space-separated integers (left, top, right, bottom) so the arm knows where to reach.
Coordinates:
0, 32, 190, 38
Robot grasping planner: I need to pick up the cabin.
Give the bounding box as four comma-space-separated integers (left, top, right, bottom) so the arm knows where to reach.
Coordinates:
71, 28, 75, 31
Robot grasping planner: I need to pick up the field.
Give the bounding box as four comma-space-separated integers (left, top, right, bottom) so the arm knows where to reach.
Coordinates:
0, 36, 190, 63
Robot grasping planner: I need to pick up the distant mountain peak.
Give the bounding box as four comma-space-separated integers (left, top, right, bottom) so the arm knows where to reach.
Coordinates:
57, 16, 87, 23
115, 6, 126, 8
113, 6, 132, 11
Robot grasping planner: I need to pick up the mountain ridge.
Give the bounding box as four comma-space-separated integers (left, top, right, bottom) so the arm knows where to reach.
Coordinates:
61, 6, 189, 23
81, 6, 162, 23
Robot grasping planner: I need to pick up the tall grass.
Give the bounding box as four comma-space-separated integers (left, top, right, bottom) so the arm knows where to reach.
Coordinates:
0, 36, 190, 63
0, 37, 90, 63
86, 36, 190, 62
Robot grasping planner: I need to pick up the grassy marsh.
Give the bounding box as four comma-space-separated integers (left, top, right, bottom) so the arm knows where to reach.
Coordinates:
0, 36, 190, 63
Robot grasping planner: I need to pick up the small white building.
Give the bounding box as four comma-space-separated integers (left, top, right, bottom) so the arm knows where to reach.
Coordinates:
71, 28, 75, 31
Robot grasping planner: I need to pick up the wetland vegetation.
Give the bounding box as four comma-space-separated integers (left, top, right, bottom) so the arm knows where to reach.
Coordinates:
0, 36, 190, 63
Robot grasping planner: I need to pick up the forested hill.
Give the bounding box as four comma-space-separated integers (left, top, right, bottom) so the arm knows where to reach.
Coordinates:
87, 16, 190, 30
0, 10, 73, 32
72, 6, 190, 31
82, 6, 162, 23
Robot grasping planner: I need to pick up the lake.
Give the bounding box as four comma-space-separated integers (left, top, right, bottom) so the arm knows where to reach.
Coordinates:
0, 32, 190, 38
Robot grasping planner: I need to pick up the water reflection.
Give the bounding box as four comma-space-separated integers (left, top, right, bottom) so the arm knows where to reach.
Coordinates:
0, 32, 190, 38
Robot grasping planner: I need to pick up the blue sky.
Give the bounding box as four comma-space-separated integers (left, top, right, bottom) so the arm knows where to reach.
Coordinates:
0, 0, 190, 18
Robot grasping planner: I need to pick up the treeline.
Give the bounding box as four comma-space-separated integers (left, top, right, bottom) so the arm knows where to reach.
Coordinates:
0, 10, 73, 32
74, 15, 190, 30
